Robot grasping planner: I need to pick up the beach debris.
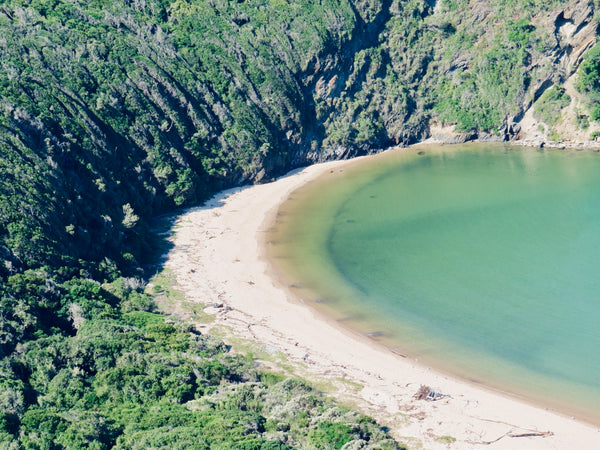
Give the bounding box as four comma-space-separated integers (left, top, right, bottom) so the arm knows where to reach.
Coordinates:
508, 431, 553, 438
208, 303, 232, 313
414, 385, 431, 400
413, 385, 448, 401
468, 430, 553, 445
426, 390, 447, 401
411, 411, 427, 421
467, 418, 555, 445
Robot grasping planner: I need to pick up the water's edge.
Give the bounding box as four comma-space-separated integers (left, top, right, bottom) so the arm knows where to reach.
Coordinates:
266, 143, 600, 424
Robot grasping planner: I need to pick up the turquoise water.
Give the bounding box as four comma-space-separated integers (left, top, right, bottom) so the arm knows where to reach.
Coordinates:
270, 144, 600, 421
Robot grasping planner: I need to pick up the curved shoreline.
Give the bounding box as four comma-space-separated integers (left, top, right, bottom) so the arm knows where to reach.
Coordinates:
164, 147, 600, 449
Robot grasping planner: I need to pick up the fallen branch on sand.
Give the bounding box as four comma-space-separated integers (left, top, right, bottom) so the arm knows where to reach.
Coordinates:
508, 431, 554, 438
467, 428, 553, 445
414, 385, 431, 400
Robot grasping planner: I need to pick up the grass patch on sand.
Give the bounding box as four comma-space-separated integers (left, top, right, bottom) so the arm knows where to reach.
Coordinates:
147, 268, 215, 324
435, 435, 457, 445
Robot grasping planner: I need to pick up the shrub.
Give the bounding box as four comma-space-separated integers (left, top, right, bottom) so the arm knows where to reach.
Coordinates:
533, 86, 571, 126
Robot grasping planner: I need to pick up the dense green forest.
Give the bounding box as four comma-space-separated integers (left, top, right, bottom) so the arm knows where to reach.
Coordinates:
1, 0, 600, 447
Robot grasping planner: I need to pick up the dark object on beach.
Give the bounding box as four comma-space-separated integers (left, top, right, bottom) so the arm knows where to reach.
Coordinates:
414, 385, 447, 401
426, 390, 446, 401
418, 151, 425, 155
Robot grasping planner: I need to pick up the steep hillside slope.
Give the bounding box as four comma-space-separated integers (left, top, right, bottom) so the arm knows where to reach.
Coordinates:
1, 0, 599, 276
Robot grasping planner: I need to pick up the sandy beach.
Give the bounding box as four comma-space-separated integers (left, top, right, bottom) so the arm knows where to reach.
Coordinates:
163, 151, 600, 449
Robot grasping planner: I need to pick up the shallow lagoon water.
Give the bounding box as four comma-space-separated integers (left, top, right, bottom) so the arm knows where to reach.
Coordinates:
269, 144, 600, 422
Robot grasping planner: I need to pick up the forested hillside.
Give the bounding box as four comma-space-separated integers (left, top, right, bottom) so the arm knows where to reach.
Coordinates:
2, 0, 600, 447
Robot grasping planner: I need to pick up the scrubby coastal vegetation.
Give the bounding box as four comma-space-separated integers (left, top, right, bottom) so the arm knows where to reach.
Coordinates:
2, 0, 600, 447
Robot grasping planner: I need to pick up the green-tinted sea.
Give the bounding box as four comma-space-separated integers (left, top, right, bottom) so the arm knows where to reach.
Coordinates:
268, 143, 600, 422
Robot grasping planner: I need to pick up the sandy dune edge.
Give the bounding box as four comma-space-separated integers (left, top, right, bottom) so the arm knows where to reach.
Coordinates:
163, 155, 599, 449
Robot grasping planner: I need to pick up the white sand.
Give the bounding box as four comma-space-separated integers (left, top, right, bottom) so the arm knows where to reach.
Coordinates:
163, 152, 600, 449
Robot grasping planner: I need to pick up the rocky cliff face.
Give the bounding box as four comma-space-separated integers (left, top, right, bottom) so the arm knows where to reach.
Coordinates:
516, 0, 600, 144
301, 0, 600, 152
